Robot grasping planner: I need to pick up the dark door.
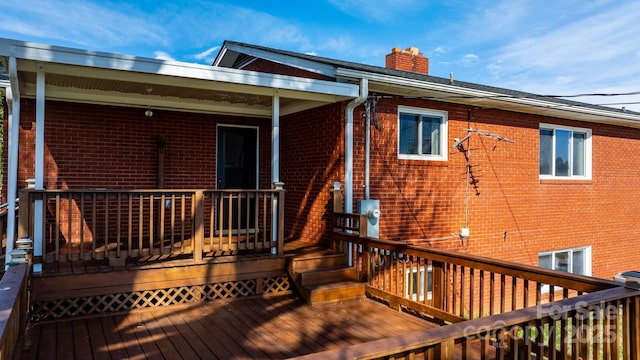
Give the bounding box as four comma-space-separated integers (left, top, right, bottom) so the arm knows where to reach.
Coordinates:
217, 126, 258, 231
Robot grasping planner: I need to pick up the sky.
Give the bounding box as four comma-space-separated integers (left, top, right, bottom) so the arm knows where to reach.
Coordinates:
2, 0, 640, 111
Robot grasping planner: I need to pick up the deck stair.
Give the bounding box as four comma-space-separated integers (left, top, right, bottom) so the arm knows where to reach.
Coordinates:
287, 252, 365, 305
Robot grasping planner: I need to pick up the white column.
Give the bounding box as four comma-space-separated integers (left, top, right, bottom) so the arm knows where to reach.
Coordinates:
32, 64, 46, 273
271, 92, 280, 254
4, 57, 20, 267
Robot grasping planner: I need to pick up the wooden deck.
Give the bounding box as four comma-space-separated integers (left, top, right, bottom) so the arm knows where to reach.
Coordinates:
14, 294, 437, 360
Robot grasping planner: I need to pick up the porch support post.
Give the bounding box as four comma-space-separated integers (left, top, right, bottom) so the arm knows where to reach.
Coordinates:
271, 92, 280, 255
4, 57, 20, 267
32, 63, 45, 273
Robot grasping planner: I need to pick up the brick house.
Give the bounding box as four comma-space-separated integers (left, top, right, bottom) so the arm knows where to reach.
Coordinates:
2, 38, 640, 280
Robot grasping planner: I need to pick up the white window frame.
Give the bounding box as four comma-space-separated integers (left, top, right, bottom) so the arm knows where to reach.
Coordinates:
539, 123, 592, 180
538, 246, 592, 292
398, 106, 448, 161
405, 265, 432, 301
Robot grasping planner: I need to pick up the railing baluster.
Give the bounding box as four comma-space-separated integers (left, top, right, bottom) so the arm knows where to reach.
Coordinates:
116, 193, 121, 259
459, 266, 465, 318
159, 194, 165, 255
91, 193, 96, 259
55, 194, 60, 262
490, 272, 495, 316
80, 192, 85, 259
67, 193, 72, 260
128, 194, 133, 257
138, 195, 144, 255
511, 276, 517, 311
171, 194, 176, 254
469, 268, 475, 319
149, 194, 154, 255
181, 194, 186, 253
104, 192, 109, 260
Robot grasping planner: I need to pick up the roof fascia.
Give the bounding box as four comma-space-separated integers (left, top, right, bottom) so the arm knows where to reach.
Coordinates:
336, 68, 640, 127
218, 42, 336, 78
0, 38, 358, 100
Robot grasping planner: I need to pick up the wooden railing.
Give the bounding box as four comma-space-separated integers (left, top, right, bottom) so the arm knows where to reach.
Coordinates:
18, 188, 285, 265
311, 213, 640, 359
0, 263, 29, 360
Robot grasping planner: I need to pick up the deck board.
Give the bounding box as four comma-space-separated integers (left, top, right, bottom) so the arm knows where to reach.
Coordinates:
15, 294, 437, 360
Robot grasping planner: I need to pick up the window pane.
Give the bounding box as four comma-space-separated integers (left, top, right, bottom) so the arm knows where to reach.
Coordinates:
399, 113, 418, 154
573, 133, 585, 176
555, 251, 569, 272
421, 116, 441, 155
572, 249, 585, 274
540, 129, 553, 175
539, 254, 552, 269
555, 130, 571, 176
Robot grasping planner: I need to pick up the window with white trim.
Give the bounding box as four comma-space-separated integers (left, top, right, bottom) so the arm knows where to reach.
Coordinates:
405, 265, 432, 301
398, 106, 448, 161
538, 247, 592, 276
539, 124, 592, 179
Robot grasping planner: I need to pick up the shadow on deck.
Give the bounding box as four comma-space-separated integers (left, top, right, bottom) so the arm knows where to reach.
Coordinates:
14, 294, 437, 359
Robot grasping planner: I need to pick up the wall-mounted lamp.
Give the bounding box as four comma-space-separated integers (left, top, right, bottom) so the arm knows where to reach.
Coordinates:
145, 109, 153, 117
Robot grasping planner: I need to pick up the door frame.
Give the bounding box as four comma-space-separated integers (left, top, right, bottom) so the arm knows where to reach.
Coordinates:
216, 124, 260, 190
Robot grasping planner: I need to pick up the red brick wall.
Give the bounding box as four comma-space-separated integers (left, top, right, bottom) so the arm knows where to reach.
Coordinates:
14, 100, 272, 190
280, 103, 345, 244
279, 94, 640, 280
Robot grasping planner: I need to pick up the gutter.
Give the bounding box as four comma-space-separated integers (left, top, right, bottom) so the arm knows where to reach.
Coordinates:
344, 78, 368, 213
336, 68, 640, 127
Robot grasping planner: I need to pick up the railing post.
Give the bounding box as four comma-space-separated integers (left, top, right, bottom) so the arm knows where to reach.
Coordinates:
193, 190, 204, 262
17, 189, 30, 239
359, 214, 368, 238
331, 182, 343, 213
277, 188, 285, 256
272, 182, 285, 256
432, 260, 447, 316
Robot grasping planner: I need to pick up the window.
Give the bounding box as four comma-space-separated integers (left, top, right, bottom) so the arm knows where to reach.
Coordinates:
539, 124, 591, 179
398, 106, 448, 161
405, 265, 432, 301
539, 247, 591, 276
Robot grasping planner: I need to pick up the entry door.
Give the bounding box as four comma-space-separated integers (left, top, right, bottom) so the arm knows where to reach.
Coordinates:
217, 126, 258, 231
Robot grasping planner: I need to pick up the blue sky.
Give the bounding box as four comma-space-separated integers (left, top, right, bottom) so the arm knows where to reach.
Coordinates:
2, 0, 640, 110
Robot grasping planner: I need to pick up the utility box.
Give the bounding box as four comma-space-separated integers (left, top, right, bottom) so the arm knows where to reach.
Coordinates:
357, 199, 381, 238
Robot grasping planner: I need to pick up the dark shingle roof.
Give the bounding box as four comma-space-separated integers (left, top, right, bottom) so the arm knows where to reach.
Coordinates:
221, 40, 639, 117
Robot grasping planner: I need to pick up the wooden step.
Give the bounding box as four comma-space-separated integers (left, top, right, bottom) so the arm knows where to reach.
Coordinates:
289, 253, 348, 272
287, 252, 364, 305
297, 266, 357, 286
304, 281, 365, 305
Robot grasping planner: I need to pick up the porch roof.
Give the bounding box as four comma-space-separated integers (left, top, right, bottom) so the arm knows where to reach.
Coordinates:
0, 38, 359, 118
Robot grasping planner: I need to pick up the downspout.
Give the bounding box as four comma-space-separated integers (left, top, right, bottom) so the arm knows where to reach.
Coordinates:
344, 78, 368, 213
364, 99, 371, 200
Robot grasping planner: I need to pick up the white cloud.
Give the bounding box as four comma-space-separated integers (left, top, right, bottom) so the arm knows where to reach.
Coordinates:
461, 53, 478, 65
154, 51, 175, 61
193, 46, 219, 61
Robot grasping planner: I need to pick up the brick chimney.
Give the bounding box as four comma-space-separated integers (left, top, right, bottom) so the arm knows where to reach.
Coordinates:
385, 47, 429, 75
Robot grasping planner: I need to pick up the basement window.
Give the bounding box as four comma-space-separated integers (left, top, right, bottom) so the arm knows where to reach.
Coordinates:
539, 247, 591, 276
398, 106, 448, 161
539, 124, 592, 179
405, 265, 433, 301
539, 246, 592, 292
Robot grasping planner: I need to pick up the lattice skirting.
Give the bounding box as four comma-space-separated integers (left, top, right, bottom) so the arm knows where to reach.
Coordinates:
31, 276, 291, 322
